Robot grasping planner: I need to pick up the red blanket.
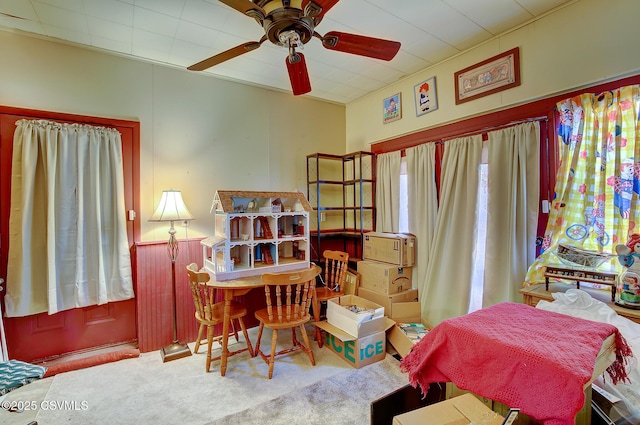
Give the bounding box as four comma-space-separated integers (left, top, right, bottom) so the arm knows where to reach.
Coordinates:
400, 302, 632, 425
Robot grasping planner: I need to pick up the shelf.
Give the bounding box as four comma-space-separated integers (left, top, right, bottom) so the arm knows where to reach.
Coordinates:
306, 151, 376, 262
310, 231, 367, 237
344, 179, 375, 184
308, 180, 344, 185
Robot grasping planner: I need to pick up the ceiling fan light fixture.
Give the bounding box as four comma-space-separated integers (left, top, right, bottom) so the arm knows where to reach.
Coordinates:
279, 30, 303, 49
263, 9, 314, 46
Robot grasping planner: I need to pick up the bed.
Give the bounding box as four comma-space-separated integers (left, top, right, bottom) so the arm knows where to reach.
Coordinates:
536, 289, 640, 422
399, 301, 632, 425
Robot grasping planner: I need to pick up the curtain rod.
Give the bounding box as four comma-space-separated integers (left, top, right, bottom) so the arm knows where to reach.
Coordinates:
435, 115, 549, 144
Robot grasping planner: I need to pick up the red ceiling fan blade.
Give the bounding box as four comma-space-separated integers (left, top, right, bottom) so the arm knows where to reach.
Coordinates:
303, 0, 340, 18
286, 52, 311, 96
218, 0, 265, 18
321, 31, 401, 61
188, 39, 264, 71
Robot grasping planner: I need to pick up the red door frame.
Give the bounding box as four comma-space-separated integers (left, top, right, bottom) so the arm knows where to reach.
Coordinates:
0, 106, 140, 361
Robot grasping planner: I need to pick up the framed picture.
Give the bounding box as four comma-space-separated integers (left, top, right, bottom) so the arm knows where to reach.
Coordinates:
414, 77, 438, 116
454, 47, 520, 105
383, 93, 401, 124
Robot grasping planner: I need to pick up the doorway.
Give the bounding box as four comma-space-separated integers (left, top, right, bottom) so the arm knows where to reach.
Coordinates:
0, 107, 140, 362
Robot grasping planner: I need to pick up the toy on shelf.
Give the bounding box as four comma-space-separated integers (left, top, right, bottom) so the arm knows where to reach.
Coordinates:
555, 243, 613, 269
615, 234, 640, 308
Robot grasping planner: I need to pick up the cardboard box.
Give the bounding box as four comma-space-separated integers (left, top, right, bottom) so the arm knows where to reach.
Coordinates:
326, 294, 385, 337
357, 287, 420, 321
358, 260, 412, 295
315, 317, 395, 368
392, 393, 504, 425
387, 319, 431, 358
343, 269, 359, 296
390, 302, 422, 323
363, 232, 416, 267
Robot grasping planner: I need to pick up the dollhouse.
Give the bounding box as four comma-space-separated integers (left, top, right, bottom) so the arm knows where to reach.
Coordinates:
202, 190, 312, 280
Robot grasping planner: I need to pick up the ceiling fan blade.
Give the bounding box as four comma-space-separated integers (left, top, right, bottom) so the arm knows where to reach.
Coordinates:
286, 52, 311, 96
321, 31, 401, 61
187, 40, 264, 71
218, 0, 265, 18
303, 0, 339, 18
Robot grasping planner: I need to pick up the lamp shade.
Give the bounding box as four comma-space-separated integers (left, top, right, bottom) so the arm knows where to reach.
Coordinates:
150, 190, 193, 222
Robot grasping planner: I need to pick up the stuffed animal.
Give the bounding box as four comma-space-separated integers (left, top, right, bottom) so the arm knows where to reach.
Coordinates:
616, 234, 640, 304
616, 234, 640, 268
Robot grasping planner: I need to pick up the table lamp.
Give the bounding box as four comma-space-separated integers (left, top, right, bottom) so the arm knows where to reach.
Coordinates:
150, 189, 194, 362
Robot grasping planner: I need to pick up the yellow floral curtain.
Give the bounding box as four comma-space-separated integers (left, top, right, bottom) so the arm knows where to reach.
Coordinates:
525, 85, 640, 284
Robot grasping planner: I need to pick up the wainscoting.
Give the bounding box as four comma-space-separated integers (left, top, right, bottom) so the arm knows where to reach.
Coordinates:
133, 239, 265, 352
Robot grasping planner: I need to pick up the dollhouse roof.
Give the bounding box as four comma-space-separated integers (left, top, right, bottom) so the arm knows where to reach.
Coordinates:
212, 190, 312, 213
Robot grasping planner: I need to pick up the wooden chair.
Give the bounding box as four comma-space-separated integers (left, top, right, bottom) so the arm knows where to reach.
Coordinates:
254, 265, 321, 379
314, 250, 349, 347
186, 263, 254, 372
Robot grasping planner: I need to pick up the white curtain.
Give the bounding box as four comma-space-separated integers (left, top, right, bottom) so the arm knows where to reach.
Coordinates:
483, 122, 540, 305
422, 136, 483, 325
376, 151, 401, 232
5, 119, 134, 317
405, 143, 438, 311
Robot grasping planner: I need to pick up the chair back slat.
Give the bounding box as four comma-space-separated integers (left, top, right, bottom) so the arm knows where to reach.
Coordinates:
265, 285, 273, 319
261, 266, 321, 323
187, 262, 217, 322
323, 250, 349, 292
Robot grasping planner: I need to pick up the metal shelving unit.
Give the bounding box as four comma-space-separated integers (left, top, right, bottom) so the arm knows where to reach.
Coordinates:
306, 151, 376, 263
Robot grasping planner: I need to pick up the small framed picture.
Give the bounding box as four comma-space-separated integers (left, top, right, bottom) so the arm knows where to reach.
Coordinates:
414, 77, 438, 116
383, 93, 401, 124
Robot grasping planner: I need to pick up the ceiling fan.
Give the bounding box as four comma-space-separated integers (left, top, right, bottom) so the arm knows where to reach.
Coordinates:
187, 0, 401, 96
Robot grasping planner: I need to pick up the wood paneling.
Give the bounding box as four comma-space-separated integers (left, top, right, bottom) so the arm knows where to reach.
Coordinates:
134, 238, 265, 353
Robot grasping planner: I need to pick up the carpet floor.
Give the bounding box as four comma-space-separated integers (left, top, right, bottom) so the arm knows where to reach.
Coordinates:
205, 354, 407, 425
0, 324, 409, 425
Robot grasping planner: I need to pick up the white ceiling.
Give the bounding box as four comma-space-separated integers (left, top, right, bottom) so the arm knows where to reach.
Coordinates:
0, 0, 573, 104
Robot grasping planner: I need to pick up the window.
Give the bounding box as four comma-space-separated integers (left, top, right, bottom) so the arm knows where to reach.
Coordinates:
399, 157, 408, 233
469, 162, 488, 313
399, 145, 488, 314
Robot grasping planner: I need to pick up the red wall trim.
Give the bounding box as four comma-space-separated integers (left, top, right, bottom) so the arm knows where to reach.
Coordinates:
371, 74, 640, 255
0, 105, 140, 129
371, 74, 640, 155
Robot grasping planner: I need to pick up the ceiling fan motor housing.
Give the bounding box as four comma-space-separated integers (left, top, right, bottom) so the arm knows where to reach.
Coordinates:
262, 0, 315, 46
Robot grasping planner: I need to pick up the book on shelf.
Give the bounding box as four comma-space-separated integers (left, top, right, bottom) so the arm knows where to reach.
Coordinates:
399, 322, 429, 341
